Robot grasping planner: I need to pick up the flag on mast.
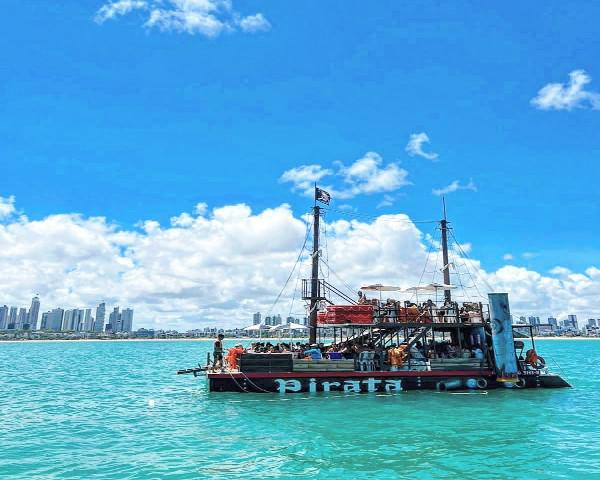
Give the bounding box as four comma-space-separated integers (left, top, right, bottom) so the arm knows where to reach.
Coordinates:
315, 187, 331, 205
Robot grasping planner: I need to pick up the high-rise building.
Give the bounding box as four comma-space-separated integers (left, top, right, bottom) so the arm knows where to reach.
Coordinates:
17, 308, 28, 329
273, 314, 282, 326
8, 307, 17, 329
527, 316, 540, 326
587, 319, 597, 327
566, 315, 578, 330
547, 317, 558, 328
253, 312, 261, 325
40, 312, 49, 330
264, 316, 272, 326
83, 309, 93, 331
62, 310, 74, 331
47, 308, 64, 331
0, 305, 8, 329
28, 296, 40, 330
518, 316, 527, 324
120, 308, 134, 332
108, 307, 120, 332
94, 302, 106, 332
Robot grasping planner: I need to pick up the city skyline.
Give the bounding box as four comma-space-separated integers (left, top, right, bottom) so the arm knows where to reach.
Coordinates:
0, 297, 134, 333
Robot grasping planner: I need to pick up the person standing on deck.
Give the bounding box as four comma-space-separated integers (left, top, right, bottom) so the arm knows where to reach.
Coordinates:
213, 334, 225, 369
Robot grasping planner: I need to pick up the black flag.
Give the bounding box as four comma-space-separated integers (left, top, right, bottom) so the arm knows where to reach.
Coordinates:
315, 187, 331, 205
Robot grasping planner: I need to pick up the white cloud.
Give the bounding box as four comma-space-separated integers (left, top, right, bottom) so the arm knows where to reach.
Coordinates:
522, 252, 538, 260
432, 179, 477, 196
503, 253, 514, 261
95, 0, 147, 23
3, 196, 600, 329
531, 70, 600, 111
95, 0, 270, 37
280, 152, 409, 200
237, 13, 271, 33
376, 195, 394, 209
0, 195, 16, 219
405, 132, 439, 161
279, 164, 333, 196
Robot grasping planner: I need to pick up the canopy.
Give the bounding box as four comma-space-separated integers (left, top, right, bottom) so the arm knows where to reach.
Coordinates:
270, 322, 308, 331
244, 324, 272, 331
402, 283, 457, 293
360, 284, 403, 292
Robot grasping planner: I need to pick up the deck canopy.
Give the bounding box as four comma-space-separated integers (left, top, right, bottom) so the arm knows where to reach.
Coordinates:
244, 324, 272, 331
360, 284, 403, 292
270, 322, 308, 331
402, 283, 456, 293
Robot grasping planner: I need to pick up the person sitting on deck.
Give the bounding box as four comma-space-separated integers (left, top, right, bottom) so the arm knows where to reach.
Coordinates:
358, 290, 367, 304
388, 344, 407, 371
525, 348, 545, 369
327, 345, 343, 360
473, 345, 484, 360
226, 343, 246, 370
303, 344, 323, 360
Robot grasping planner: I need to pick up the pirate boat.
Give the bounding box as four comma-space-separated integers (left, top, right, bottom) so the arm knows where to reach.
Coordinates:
178, 188, 570, 393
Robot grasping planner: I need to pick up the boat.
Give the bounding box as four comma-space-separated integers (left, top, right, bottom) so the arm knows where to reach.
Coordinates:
178, 188, 571, 393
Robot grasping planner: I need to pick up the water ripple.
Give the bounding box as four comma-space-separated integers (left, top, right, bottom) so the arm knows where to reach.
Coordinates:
1, 339, 599, 479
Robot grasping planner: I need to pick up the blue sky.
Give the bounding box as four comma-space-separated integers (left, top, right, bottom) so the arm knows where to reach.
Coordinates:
2, 0, 600, 275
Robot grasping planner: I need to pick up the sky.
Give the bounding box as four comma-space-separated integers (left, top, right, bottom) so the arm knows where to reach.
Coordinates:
2, 1, 600, 329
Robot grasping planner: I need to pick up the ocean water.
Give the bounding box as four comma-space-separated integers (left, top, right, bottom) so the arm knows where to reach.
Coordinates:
1, 339, 599, 480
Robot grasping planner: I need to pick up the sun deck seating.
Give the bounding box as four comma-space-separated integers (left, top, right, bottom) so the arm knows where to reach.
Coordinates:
429, 358, 485, 370
292, 359, 355, 372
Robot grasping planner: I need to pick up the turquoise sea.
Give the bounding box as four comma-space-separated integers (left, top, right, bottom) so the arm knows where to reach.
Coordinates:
1, 339, 599, 479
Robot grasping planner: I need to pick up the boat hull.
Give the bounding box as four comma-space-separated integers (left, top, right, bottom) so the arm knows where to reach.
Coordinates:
207, 370, 571, 393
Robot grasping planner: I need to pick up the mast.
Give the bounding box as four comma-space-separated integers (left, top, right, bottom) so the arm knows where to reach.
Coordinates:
440, 197, 451, 303
309, 204, 320, 344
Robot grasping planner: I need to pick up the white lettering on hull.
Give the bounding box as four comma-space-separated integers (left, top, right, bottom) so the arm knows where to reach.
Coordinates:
273, 377, 403, 394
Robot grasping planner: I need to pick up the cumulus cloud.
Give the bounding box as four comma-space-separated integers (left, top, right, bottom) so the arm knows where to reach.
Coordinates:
280, 152, 409, 200
237, 13, 270, 33
405, 132, 439, 161
95, 0, 271, 37
95, 0, 147, 23
279, 165, 333, 196
0, 196, 16, 219
2, 196, 600, 329
376, 195, 394, 209
531, 70, 600, 111
432, 179, 477, 196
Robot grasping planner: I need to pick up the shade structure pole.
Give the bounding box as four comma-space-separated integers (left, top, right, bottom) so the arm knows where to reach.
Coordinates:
309, 205, 321, 345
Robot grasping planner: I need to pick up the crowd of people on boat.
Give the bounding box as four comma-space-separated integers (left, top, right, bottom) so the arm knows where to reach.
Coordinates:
212, 333, 486, 372
357, 292, 484, 324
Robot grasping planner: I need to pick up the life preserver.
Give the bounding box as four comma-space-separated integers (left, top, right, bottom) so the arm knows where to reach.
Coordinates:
525, 349, 545, 369
515, 378, 526, 388
535, 356, 546, 369
476, 378, 488, 389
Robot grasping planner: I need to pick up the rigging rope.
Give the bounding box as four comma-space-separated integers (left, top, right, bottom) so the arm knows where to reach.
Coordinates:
265, 220, 311, 317
449, 229, 495, 294
322, 207, 439, 225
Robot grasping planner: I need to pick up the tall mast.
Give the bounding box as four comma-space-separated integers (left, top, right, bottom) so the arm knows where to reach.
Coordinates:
440, 197, 452, 303
309, 204, 320, 344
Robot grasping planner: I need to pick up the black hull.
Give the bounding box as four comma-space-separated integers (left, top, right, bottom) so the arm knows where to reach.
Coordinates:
207, 370, 570, 393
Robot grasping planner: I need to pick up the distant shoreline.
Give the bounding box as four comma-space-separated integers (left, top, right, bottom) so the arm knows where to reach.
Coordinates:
0, 337, 298, 344
0, 336, 599, 344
